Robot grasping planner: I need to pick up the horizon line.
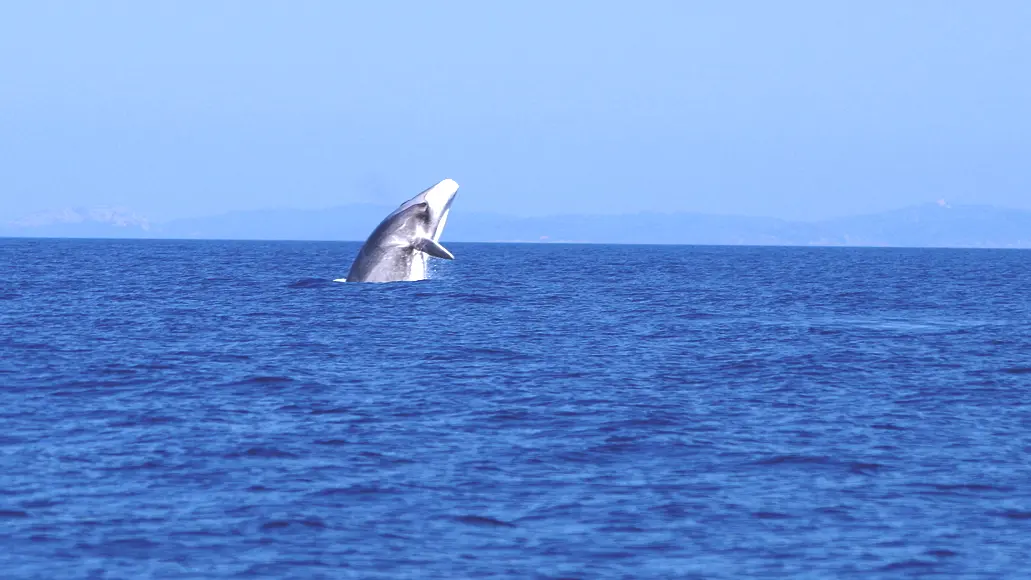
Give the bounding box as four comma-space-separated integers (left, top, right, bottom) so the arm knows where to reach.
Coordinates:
2, 234, 1030, 252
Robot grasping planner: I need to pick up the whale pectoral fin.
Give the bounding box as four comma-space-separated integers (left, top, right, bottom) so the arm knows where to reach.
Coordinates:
413, 237, 455, 260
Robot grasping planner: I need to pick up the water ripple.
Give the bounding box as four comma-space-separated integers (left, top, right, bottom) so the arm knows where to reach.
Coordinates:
2, 240, 1031, 577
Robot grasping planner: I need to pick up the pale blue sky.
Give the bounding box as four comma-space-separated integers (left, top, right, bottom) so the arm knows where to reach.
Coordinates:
1, 1, 1029, 221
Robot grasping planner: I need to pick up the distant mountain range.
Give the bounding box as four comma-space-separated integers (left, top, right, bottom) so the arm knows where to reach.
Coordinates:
6, 206, 153, 235
3, 202, 1031, 249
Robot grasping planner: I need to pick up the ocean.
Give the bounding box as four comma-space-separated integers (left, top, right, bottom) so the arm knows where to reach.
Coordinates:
1, 238, 1030, 578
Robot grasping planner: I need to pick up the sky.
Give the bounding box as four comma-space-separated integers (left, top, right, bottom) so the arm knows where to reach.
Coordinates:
1, 1, 1029, 222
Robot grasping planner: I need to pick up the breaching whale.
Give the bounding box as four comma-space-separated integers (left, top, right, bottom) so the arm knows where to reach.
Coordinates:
342, 178, 458, 283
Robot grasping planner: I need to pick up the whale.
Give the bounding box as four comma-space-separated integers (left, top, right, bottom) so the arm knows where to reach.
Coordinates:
342, 178, 458, 283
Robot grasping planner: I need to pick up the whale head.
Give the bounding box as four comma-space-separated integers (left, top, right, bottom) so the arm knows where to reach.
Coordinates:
345, 179, 459, 283
396, 178, 458, 242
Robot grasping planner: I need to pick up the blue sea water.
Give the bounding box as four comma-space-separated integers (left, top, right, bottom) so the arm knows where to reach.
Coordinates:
1, 238, 1031, 579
